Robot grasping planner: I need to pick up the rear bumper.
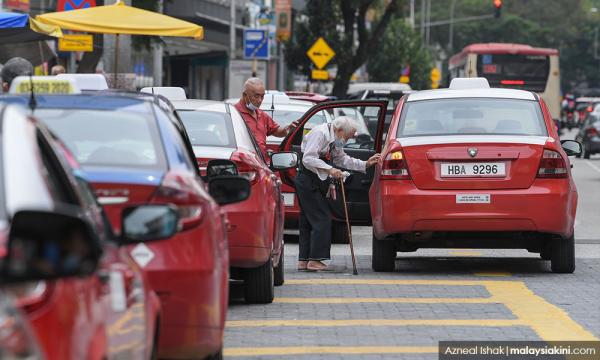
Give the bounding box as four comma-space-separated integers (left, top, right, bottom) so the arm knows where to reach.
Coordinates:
585, 137, 600, 153
371, 179, 577, 240
158, 325, 222, 359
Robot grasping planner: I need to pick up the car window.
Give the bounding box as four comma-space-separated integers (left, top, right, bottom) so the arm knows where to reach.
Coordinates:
36, 130, 79, 205
398, 98, 547, 137
36, 108, 166, 169
178, 110, 236, 147
269, 109, 328, 128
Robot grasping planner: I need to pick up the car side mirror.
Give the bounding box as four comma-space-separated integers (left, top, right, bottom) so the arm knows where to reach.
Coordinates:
206, 159, 238, 178
208, 176, 251, 206
0, 210, 102, 284
120, 205, 179, 245
270, 152, 298, 171
561, 140, 582, 156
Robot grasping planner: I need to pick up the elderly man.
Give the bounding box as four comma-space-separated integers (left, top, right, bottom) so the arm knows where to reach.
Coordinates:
1, 57, 33, 92
296, 116, 381, 271
234, 78, 297, 159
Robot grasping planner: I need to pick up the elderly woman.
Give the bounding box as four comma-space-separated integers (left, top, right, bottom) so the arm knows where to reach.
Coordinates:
296, 116, 380, 272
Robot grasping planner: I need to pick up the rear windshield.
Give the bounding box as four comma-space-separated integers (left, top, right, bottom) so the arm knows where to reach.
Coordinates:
398, 98, 547, 137
477, 54, 550, 93
178, 110, 236, 147
36, 108, 165, 169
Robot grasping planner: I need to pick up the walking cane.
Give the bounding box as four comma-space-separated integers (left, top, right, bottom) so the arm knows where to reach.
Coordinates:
339, 179, 358, 275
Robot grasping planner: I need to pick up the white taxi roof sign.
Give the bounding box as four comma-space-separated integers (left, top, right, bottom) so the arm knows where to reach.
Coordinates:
56, 74, 108, 91
140, 87, 187, 101
9, 76, 81, 95
449, 77, 490, 90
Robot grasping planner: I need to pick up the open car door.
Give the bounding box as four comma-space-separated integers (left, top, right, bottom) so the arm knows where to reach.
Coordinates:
279, 100, 388, 226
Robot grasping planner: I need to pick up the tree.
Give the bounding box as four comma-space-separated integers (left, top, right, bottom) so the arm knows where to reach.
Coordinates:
285, 0, 402, 97
367, 18, 432, 89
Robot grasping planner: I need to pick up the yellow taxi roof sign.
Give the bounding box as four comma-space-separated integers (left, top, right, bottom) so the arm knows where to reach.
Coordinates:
9, 76, 81, 95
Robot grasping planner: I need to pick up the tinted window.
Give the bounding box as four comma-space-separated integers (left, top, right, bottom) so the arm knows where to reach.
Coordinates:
270, 110, 327, 127
398, 98, 547, 137
37, 109, 165, 169
178, 110, 236, 147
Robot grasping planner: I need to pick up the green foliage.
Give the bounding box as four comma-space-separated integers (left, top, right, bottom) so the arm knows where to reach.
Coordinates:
367, 18, 432, 90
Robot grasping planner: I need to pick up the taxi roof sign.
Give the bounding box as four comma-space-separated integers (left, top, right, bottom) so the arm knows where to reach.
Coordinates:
140, 87, 187, 101
9, 76, 81, 95
449, 77, 490, 90
57, 74, 108, 91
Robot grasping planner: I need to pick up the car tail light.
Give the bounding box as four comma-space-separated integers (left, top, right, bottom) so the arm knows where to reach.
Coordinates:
12, 282, 53, 313
230, 151, 258, 184
537, 149, 568, 179
381, 147, 410, 180
196, 157, 211, 176
151, 171, 206, 230
587, 106, 593, 112
587, 127, 599, 137
500, 80, 525, 85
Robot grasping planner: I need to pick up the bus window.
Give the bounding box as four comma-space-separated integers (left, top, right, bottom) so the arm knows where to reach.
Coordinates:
476, 54, 550, 92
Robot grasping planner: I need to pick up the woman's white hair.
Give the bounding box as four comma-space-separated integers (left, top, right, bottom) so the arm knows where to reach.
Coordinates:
332, 116, 358, 135
243, 77, 264, 92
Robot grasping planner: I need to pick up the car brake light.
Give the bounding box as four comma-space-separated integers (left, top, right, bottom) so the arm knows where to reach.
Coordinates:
381, 149, 410, 179
12, 282, 53, 313
230, 151, 258, 184
587, 106, 593, 112
152, 171, 205, 230
537, 149, 568, 179
587, 127, 599, 137
500, 80, 525, 85
196, 157, 211, 176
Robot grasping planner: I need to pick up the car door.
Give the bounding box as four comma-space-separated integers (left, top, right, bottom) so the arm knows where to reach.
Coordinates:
279, 100, 387, 225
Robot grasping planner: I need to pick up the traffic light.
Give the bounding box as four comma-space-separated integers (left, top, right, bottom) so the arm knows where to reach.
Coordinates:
493, 0, 502, 18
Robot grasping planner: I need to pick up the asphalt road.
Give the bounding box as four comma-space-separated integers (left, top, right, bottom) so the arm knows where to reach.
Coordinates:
225, 129, 600, 359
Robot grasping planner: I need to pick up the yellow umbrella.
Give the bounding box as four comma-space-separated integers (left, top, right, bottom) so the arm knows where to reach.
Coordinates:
35, 0, 204, 83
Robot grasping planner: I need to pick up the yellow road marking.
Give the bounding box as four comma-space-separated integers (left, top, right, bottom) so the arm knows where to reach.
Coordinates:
226, 319, 525, 328
473, 271, 511, 277
486, 282, 598, 341
286, 279, 497, 286
224, 346, 438, 357
449, 250, 482, 256
275, 297, 497, 304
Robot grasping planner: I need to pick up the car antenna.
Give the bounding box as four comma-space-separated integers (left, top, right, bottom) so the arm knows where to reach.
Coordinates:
28, 72, 37, 113
270, 93, 275, 116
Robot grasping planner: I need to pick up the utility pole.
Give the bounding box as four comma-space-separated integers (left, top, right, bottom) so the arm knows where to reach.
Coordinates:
230, 0, 236, 60
425, 0, 431, 46
420, 0, 425, 44
410, 0, 415, 29
448, 0, 457, 52
153, 0, 163, 86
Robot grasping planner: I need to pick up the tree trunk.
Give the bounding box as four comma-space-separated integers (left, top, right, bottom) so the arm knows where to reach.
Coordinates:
331, 63, 352, 98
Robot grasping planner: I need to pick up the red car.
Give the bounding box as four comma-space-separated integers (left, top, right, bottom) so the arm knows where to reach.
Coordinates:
174, 100, 297, 303
0, 102, 177, 359
28, 93, 250, 359
369, 78, 581, 273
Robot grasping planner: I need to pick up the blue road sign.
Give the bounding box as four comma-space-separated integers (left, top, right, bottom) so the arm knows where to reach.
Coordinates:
244, 29, 269, 60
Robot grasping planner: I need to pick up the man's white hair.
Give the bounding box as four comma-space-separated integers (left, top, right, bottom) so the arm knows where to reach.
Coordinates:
332, 116, 358, 135
243, 77, 264, 92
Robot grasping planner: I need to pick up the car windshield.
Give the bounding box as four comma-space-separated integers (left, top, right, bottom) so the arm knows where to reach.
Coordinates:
267, 109, 328, 127
398, 98, 547, 137
178, 110, 236, 147
35, 108, 165, 168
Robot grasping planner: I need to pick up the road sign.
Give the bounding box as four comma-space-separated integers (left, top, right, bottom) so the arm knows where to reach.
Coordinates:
275, 0, 292, 41
431, 68, 441, 89
244, 29, 270, 60
6, 0, 29, 11
306, 37, 335, 70
399, 75, 410, 84
58, 34, 94, 52
311, 69, 329, 81
58, 0, 96, 11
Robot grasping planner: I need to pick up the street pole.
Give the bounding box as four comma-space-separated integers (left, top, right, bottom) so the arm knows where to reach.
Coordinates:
230, 0, 236, 60
410, 0, 415, 29
420, 0, 425, 44
448, 0, 457, 52
425, 0, 431, 46
153, 0, 163, 86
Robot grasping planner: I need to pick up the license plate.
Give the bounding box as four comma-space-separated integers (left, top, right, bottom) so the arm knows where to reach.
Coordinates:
441, 162, 505, 177
456, 194, 491, 204
283, 193, 294, 206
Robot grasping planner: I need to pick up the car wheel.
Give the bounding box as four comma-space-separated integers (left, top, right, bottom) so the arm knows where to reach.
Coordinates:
551, 235, 575, 273
274, 247, 284, 287
371, 232, 396, 272
244, 258, 274, 304
332, 221, 349, 244
205, 348, 223, 360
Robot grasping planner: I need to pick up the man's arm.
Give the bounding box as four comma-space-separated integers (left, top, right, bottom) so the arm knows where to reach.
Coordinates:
331, 147, 367, 173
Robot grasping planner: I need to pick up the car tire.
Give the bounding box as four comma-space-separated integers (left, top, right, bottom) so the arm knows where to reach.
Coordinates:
551, 235, 575, 273
274, 247, 284, 287
372, 232, 396, 272
205, 348, 223, 360
332, 221, 349, 244
540, 245, 552, 261
244, 258, 275, 304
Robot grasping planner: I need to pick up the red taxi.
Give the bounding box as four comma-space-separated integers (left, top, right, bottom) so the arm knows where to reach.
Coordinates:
369, 78, 581, 273
173, 100, 297, 303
